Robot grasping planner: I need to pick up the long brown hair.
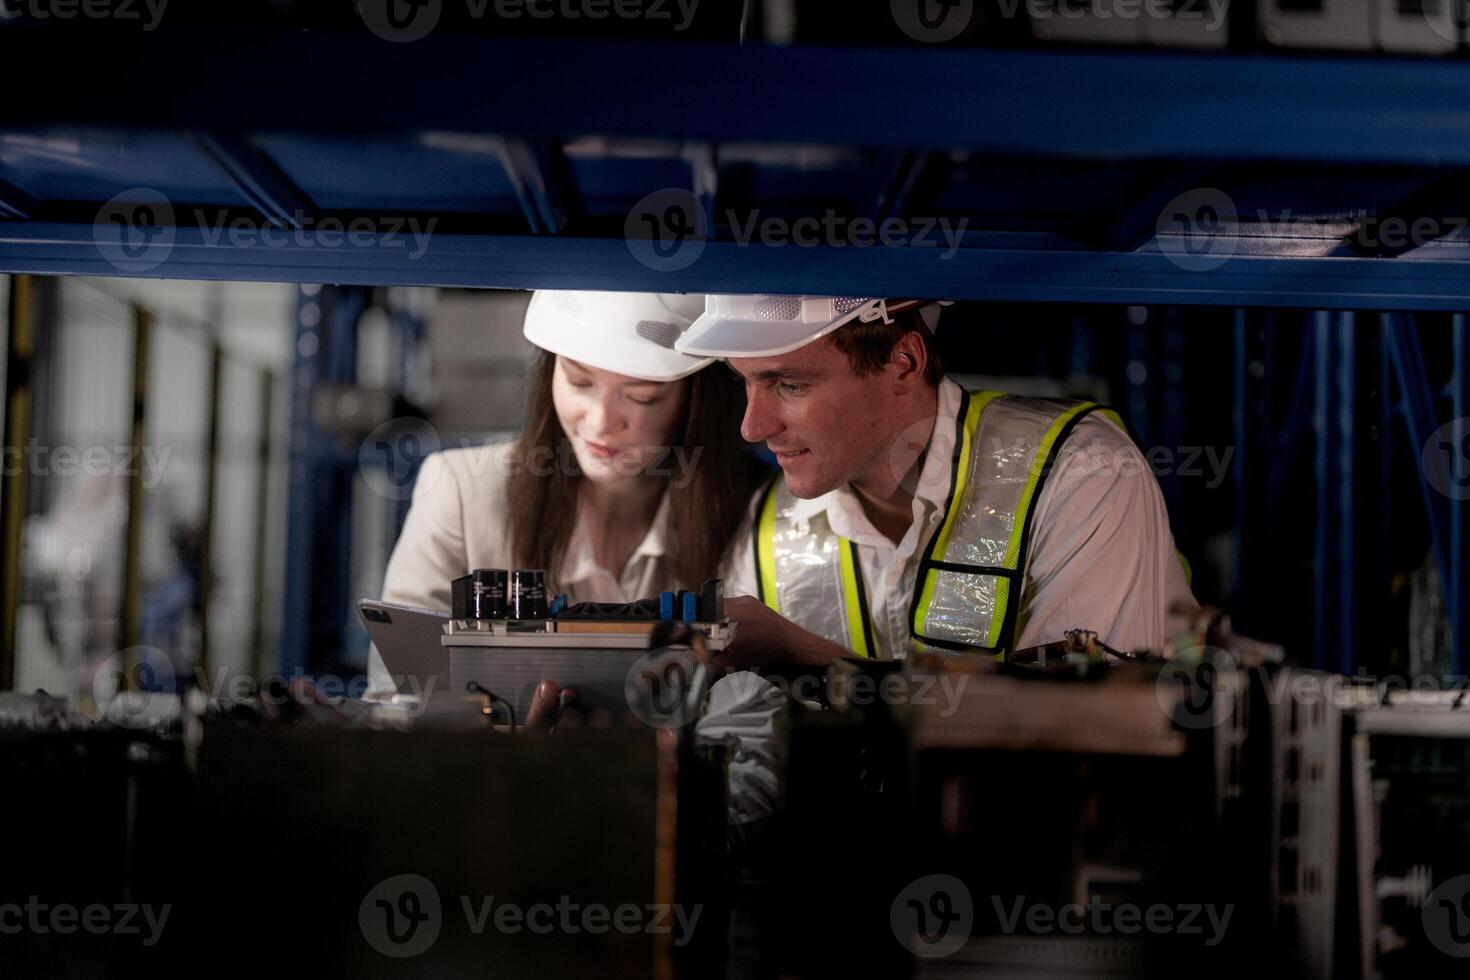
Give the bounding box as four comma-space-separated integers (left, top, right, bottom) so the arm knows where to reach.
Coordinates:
505, 351, 767, 592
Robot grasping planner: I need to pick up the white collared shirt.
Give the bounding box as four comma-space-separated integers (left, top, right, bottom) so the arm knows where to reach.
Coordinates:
719, 377, 1198, 655
367, 442, 674, 695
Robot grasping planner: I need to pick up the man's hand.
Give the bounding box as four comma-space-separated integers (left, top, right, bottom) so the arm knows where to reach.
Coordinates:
523, 680, 581, 732
714, 596, 852, 674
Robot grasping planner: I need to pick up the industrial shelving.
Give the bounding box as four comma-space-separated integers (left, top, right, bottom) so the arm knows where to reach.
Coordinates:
0, 25, 1465, 677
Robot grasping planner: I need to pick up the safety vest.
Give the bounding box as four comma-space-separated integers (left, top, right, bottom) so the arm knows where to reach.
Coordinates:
753, 389, 1124, 659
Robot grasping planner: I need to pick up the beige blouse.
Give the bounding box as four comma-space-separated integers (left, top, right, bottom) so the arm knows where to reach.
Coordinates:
367, 441, 676, 696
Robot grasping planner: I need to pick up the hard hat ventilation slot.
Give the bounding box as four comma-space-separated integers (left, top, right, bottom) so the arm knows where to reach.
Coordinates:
754, 296, 802, 320
635, 319, 681, 349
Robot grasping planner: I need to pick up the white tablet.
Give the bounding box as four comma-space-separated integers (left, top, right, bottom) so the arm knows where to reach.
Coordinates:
358, 599, 451, 697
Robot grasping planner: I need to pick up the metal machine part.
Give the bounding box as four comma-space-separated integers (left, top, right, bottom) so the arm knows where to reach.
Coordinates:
444, 619, 732, 723
1268, 667, 1343, 980
1349, 695, 1470, 979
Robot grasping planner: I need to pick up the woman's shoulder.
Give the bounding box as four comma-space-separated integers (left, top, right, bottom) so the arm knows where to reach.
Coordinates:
416, 440, 518, 506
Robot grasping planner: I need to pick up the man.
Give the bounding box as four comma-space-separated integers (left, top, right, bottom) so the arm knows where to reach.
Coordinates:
680, 294, 1198, 824
678, 294, 1198, 668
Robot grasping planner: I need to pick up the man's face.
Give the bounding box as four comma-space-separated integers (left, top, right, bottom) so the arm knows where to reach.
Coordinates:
729, 337, 895, 499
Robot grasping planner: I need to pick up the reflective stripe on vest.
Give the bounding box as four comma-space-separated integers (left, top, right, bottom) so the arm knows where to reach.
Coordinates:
754, 474, 876, 657
754, 389, 1106, 658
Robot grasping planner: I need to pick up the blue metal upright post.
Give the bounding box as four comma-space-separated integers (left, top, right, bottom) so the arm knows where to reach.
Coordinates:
1335, 313, 1356, 676
1232, 309, 1248, 619
1451, 315, 1467, 678
388, 294, 427, 541
1160, 311, 1186, 525
1313, 312, 1330, 672
1383, 313, 1465, 678
1312, 311, 1357, 674
280, 284, 366, 677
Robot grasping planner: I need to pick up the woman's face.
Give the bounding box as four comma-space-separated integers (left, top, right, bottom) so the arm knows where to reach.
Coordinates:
551, 355, 690, 486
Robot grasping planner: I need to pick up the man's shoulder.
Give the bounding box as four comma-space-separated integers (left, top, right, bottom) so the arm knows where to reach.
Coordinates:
1060, 411, 1137, 455
1047, 410, 1156, 499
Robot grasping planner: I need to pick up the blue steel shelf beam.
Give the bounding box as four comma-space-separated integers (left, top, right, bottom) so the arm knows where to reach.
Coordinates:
13, 223, 1470, 309
873, 151, 930, 225
186, 131, 314, 230
497, 138, 576, 235
0, 175, 35, 221
1088, 161, 1225, 253
685, 141, 719, 236
10, 33, 1470, 167
1345, 173, 1470, 260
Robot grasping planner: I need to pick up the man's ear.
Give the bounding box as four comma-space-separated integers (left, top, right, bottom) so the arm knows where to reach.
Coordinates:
891, 331, 928, 385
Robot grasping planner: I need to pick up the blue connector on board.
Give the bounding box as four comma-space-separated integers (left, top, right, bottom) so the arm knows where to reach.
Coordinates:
660, 591, 675, 620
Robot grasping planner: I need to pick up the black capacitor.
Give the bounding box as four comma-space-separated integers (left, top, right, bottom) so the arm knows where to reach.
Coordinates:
700, 578, 724, 621
452, 568, 508, 619
472, 568, 508, 618
510, 568, 549, 620
451, 573, 473, 619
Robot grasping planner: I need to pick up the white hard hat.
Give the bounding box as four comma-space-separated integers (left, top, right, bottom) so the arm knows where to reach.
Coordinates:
674, 295, 947, 358
523, 290, 714, 382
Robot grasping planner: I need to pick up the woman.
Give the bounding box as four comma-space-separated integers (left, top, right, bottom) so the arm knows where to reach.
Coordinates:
366, 290, 765, 698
